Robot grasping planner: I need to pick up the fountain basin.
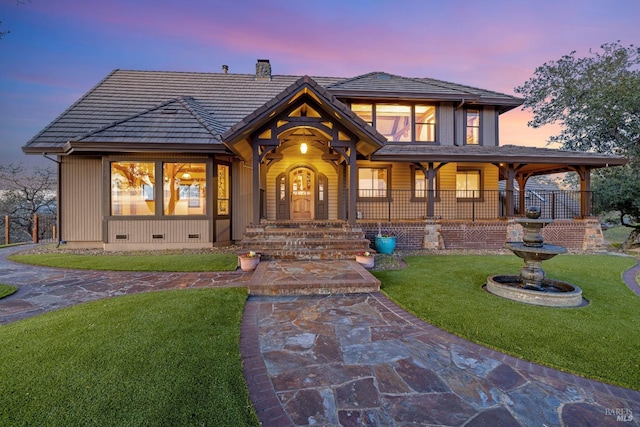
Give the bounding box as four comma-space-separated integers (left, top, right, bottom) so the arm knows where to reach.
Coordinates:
487, 275, 583, 307
504, 242, 567, 261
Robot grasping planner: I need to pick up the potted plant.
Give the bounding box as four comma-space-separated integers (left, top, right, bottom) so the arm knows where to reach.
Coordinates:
355, 251, 375, 268
239, 250, 260, 271
375, 227, 396, 255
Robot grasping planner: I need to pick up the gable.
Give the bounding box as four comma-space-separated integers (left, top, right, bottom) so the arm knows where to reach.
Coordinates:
222, 76, 387, 160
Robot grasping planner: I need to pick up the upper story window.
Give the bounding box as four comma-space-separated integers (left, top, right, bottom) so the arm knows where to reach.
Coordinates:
351, 102, 436, 143
415, 105, 436, 142
376, 104, 412, 142
351, 103, 373, 126
465, 109, 480, 145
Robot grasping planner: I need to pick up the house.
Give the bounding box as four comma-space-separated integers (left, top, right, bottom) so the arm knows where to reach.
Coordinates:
22, 60, 627, 255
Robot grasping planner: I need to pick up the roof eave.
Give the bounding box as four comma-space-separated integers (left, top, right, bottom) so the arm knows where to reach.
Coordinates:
62, 141, 231, 155
372, 151, 629, 167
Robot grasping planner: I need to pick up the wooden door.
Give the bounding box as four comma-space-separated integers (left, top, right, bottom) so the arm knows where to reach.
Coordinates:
291, 167, 313, 220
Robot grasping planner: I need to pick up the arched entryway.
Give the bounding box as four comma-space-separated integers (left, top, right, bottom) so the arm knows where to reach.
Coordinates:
276, 165, 328, 221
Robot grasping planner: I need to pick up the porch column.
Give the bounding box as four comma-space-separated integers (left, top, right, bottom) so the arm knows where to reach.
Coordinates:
348, 144, 357, 225
252, 140, 261, 224
427, 162, 436, 217
504, 164, 516, 217
579, 166, 592, 218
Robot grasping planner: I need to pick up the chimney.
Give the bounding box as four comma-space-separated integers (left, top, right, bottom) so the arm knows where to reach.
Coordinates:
222, 64, 229, 74
255, 59, 271, 81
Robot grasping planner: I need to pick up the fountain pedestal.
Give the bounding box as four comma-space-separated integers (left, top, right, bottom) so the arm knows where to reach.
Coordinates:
486, 207, 582, 307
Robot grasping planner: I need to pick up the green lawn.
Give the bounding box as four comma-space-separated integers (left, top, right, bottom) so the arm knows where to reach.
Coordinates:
376, 254, 640, 390
0, 284, 18, 299
0, 288, 259, 427
9, 252, 239, 272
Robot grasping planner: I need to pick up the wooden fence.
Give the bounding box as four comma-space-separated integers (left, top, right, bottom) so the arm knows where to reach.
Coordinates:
1, 214, 57, 245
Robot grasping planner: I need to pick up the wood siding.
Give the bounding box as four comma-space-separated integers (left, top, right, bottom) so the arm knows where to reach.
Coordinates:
107, 219, 209, 243
438, 102, 455, 145
482, 106, 497, 147
61, 156, 102, 243
232, 159, 253, 241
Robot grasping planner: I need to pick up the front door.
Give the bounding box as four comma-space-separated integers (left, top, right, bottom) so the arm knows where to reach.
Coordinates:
291, 167, 313, 220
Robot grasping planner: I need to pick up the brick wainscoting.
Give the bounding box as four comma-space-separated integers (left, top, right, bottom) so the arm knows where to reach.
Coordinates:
358, 219, 604, 251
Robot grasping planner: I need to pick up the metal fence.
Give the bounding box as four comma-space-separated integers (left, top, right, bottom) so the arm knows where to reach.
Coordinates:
1, 214, 57, 245
356, 189, 590, 221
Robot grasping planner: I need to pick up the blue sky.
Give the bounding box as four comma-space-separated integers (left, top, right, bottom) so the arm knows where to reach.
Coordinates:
1, 0, 639, 167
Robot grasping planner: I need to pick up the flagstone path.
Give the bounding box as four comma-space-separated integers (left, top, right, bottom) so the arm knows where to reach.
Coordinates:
1, 245, 639, 426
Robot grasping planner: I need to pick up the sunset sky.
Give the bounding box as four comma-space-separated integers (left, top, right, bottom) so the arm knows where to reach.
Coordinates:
1, 0, 639, 167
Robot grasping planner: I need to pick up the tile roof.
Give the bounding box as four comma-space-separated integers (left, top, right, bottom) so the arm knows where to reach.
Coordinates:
373, 143, 628, 164
327, 72, 523, 106
74, 96, 224, 145
372, 143, 627, 174
22, 69, 522, 154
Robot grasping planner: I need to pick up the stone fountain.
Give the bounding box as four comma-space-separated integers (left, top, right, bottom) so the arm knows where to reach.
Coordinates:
487, 207, 583, 307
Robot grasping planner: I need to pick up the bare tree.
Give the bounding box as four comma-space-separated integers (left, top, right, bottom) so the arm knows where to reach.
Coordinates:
0, 163, 57, 243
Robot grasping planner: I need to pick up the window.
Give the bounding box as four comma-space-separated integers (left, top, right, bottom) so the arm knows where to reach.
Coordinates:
412, 168, 438, 200
376, 104, 412, 142
351, 103, 373, 126
351, 102, 437, 143
466, 109, 480, 145
217, 163, 230, 216
456, 169, 481, 199
111, 162, 156, 216
415, 105, 436, 142
163, 162, 206, 215
358, 167, 389, 199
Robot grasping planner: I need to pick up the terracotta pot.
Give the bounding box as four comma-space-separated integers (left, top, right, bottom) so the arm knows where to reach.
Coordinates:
355, 254, 374, 268
239, 255, 260, 271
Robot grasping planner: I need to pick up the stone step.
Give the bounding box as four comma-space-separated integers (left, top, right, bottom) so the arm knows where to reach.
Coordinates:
254, 248, 372, 261
241, 222, 372, 261
241, 237, 372, 249
243, 228, 366, 238
247, 260, 381, 296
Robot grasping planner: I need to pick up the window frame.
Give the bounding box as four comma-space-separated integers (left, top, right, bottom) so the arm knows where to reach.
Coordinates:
414, 104, 437, 143
215, 161, 231, 218
357, 165, 392, 201
464, 108, 481, 145
456, 168, 483, 201
108, 159, 211, 219
350, 102, 438, 144
410, 165, 439, 202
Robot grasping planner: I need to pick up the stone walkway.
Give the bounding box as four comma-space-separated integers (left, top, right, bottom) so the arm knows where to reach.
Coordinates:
1, 245, 639, 426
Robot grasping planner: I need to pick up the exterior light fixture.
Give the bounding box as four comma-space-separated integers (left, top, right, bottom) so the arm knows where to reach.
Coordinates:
300, 142, 308, 154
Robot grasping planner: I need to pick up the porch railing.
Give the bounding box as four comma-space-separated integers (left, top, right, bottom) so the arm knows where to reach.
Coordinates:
356, 189, 590, 221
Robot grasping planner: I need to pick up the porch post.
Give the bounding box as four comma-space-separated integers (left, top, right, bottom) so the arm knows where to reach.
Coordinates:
505, 164, 516, 217
348, 144, 357, 225
579, 166, 592, 218
427, 162, 435, 217
252, 139, 261, 224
